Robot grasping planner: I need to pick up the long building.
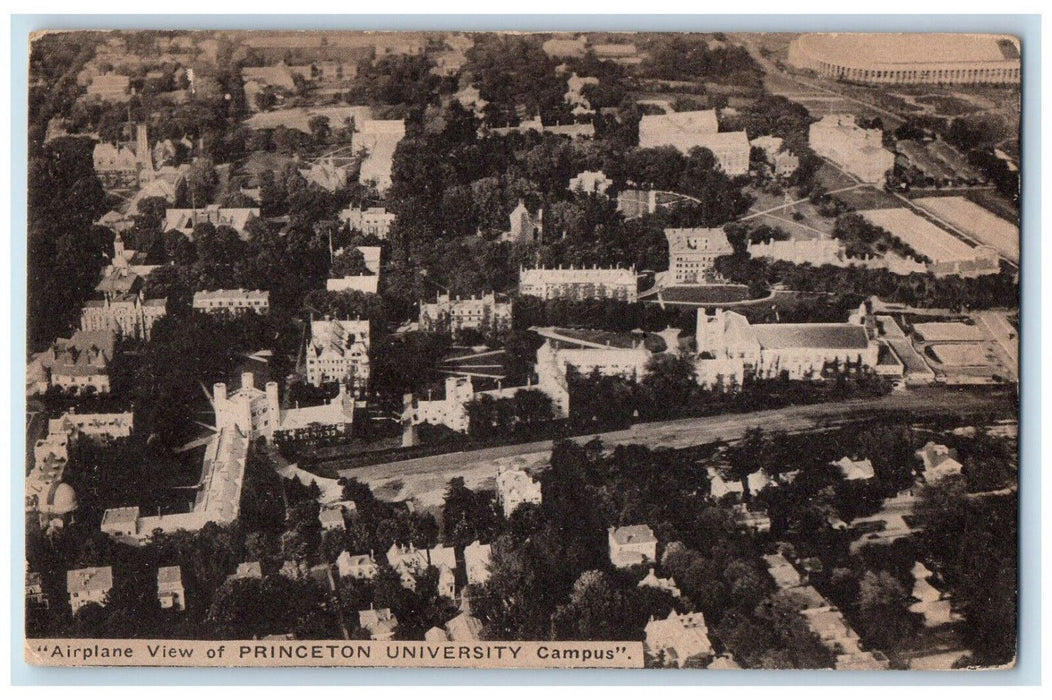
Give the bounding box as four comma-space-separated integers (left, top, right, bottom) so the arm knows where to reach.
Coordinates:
788, 33, 1021, 85
696, 308, 879, 381
418, 292, 513, 334
519, 266, 637, 302
858, 208, 1000, 277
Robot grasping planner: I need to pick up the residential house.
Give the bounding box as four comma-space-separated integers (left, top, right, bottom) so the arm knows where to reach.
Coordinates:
608, 525, 657, 568
644, 610, 714, 667
464, 540, 493, 586
386, 543, 457, 598
157, 565, 186, 611
638, 568, 681, 598
336, 551, 378, 580
358, 607, 398, 641
916, 442, 964, 483
495, 468, 543, 518
835, 457, 876, 481
318, 506, 346, 531
67, 566, 113, 614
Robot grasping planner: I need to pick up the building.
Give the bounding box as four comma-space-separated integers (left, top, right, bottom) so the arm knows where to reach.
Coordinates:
67, 566, 113, 614
690, 131, 752, 177
27, 571, 48, 609
568, 170, 613, 196
707, 468, 745, 500
300, 157, 353, 193
354, 119, 405, 192
358, 607, 398, 640
638, 110, 719, 152
858, 208, 1000, 277
100, 425, 249, 544
385, 543, 457, 598
305, 318, 371, 392
157, 566, 186, 611
214, 372, 355, 444
502, 199, 543, 243
696, 308, 879, 381
542, 36, 587, 59
908, 561, 961, 627
86, 72, 131, 101
80, 291, 167, 341
809, 114, 895, 184
419, 293, 513, 334
638, 568, 681, 598
51, 412, 133, 441
835, 457, 876, 481
464, 540, 493, 585
40, 330, 116, 395
747, 238, 846, 266
519, 266, 637, 302
402, 375, 475, 435
644, 610, 714, 667
164, 206, 260, 239
495, 468, 543, 518
327, 246, 382, 294
608, 525, 657, 568
787, 33, 1021, 85
751, 135, 800, 177
318, 506, 346, 531
340, 206, 396, 239
665, 228, 735, 284
92, 143, 140, 188
193, 289, 270, 315
336, 551, 378, 580
916, 442, 964, 483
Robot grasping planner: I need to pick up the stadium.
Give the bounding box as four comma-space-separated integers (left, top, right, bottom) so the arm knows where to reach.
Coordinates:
787, 33, 1021, 85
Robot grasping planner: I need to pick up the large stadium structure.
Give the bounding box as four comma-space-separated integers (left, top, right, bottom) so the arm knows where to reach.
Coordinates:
787, 33, 1021, 85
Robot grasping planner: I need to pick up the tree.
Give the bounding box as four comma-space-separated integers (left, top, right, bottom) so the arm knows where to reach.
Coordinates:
330, 247, 373, 278
856, 570, 915, 649
641, 353, 696, 418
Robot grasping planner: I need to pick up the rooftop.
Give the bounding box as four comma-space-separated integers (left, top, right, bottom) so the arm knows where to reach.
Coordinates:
609, 524, 657, 546
752, 323, 871, 350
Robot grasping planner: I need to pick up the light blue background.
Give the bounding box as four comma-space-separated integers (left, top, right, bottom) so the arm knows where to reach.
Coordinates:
9, 13, 1041, 686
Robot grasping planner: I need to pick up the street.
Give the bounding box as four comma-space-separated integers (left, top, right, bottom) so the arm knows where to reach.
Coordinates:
337, 387, 1016, 507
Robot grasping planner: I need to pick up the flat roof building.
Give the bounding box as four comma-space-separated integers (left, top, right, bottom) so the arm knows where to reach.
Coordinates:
858, 208, 1000, 277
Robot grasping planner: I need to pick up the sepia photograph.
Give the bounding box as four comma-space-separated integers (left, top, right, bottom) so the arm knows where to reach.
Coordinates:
22, 26, 1021, 671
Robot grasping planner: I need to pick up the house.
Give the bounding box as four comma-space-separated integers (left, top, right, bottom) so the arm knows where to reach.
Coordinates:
916, 442, 964, 483
751, 135, 799, 177
644, 610, 714, 667
519, 265, 637, 302
340, 206, 396, 239
305, 318, 371, 393
157, 565, 186, 611
193, 289, 270, 315
638, 110, 719, 151
665, 228, 735, 284
501, 199, 543, 243
608, 525, 657, 568
67, 566, 113, 614
707, 468, 745, 500
638, 568, 681, 598
419, 293, 513, 334
568, 170, 612, 196
40, 330, 116, 395
835, 457, 876, 481
336, 551, 378, 580
27, 571, 48, 609
386, 543, 457, 598
301, 157, 353, 192
358, 607, 398, 640
464, 540, 493, 585
318, 506, 346, 531
231, 561, 263, 581
495, 468, 542, 518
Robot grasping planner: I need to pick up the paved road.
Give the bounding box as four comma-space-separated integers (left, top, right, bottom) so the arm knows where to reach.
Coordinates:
337, 387, 1016, 504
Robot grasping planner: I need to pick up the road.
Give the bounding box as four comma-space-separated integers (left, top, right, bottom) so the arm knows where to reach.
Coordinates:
336, 387, 1016, 507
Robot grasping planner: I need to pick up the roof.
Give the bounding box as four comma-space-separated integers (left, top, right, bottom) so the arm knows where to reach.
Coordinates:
751, 323, 870, 350
858, 208, 979, 263
665, 228, 733, 255
101, 506, 140, 526
835, 457, 876, 480
639, 110, 719, 139
609, 524, 657, 546
445, 612, 483, 642
157, 565, 183, 585
67, 566, 113, 594
793, 33, 1020, 67
193, 289, 270, 303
